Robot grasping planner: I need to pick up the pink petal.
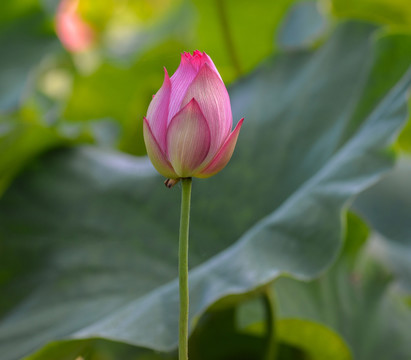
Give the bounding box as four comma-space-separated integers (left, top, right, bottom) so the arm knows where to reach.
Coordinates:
181, 63, 232, 161
168, 54, 198, 125
146, 68, 171, 152
143, 117, 177, 179
195, 118, 244, 178
202, 52, 222, 80
167, 99, 211, 178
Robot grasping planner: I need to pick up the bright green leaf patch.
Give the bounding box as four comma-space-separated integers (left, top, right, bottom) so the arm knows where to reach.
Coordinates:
330, 0, 411, 30
238, 314, 352, 360
397, 99, 411, 153
277, 319, 351, 360
25, 338, 175, 360
192, 0, 297, 81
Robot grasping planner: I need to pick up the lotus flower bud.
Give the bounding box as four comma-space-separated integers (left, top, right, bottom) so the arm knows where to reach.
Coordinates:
143, 50, 244, 184
56, 0, 95, 53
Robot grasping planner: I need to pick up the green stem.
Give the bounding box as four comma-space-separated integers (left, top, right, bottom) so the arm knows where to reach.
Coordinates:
179, 178, 192, 360
263, 287, 277, 360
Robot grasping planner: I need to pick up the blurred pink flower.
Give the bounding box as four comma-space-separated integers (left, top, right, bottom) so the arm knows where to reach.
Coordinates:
56, 0, 94, 52
143, 50, 244, 182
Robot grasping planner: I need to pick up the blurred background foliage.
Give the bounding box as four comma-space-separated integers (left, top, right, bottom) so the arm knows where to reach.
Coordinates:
2, 0, 411, 196
1, 0, 411, 359
0, 1, 408, 179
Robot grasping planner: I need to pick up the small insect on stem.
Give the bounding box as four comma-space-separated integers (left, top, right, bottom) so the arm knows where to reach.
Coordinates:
164, 178, 180, 188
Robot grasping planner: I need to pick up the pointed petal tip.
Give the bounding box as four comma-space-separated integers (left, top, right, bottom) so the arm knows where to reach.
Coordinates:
143, 116, 150, 128
195, 118, 244, 179
186, 97, 201, 109
162, 67, 170, 82
198, 61, 223, 82
173, 97, 206, 123
201, 61, 211, 71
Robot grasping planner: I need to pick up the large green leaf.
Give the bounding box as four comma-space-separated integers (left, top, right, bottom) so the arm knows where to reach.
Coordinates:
354, 156, 411, 292
274, 213, 411, 360
1, 22, 411, 360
